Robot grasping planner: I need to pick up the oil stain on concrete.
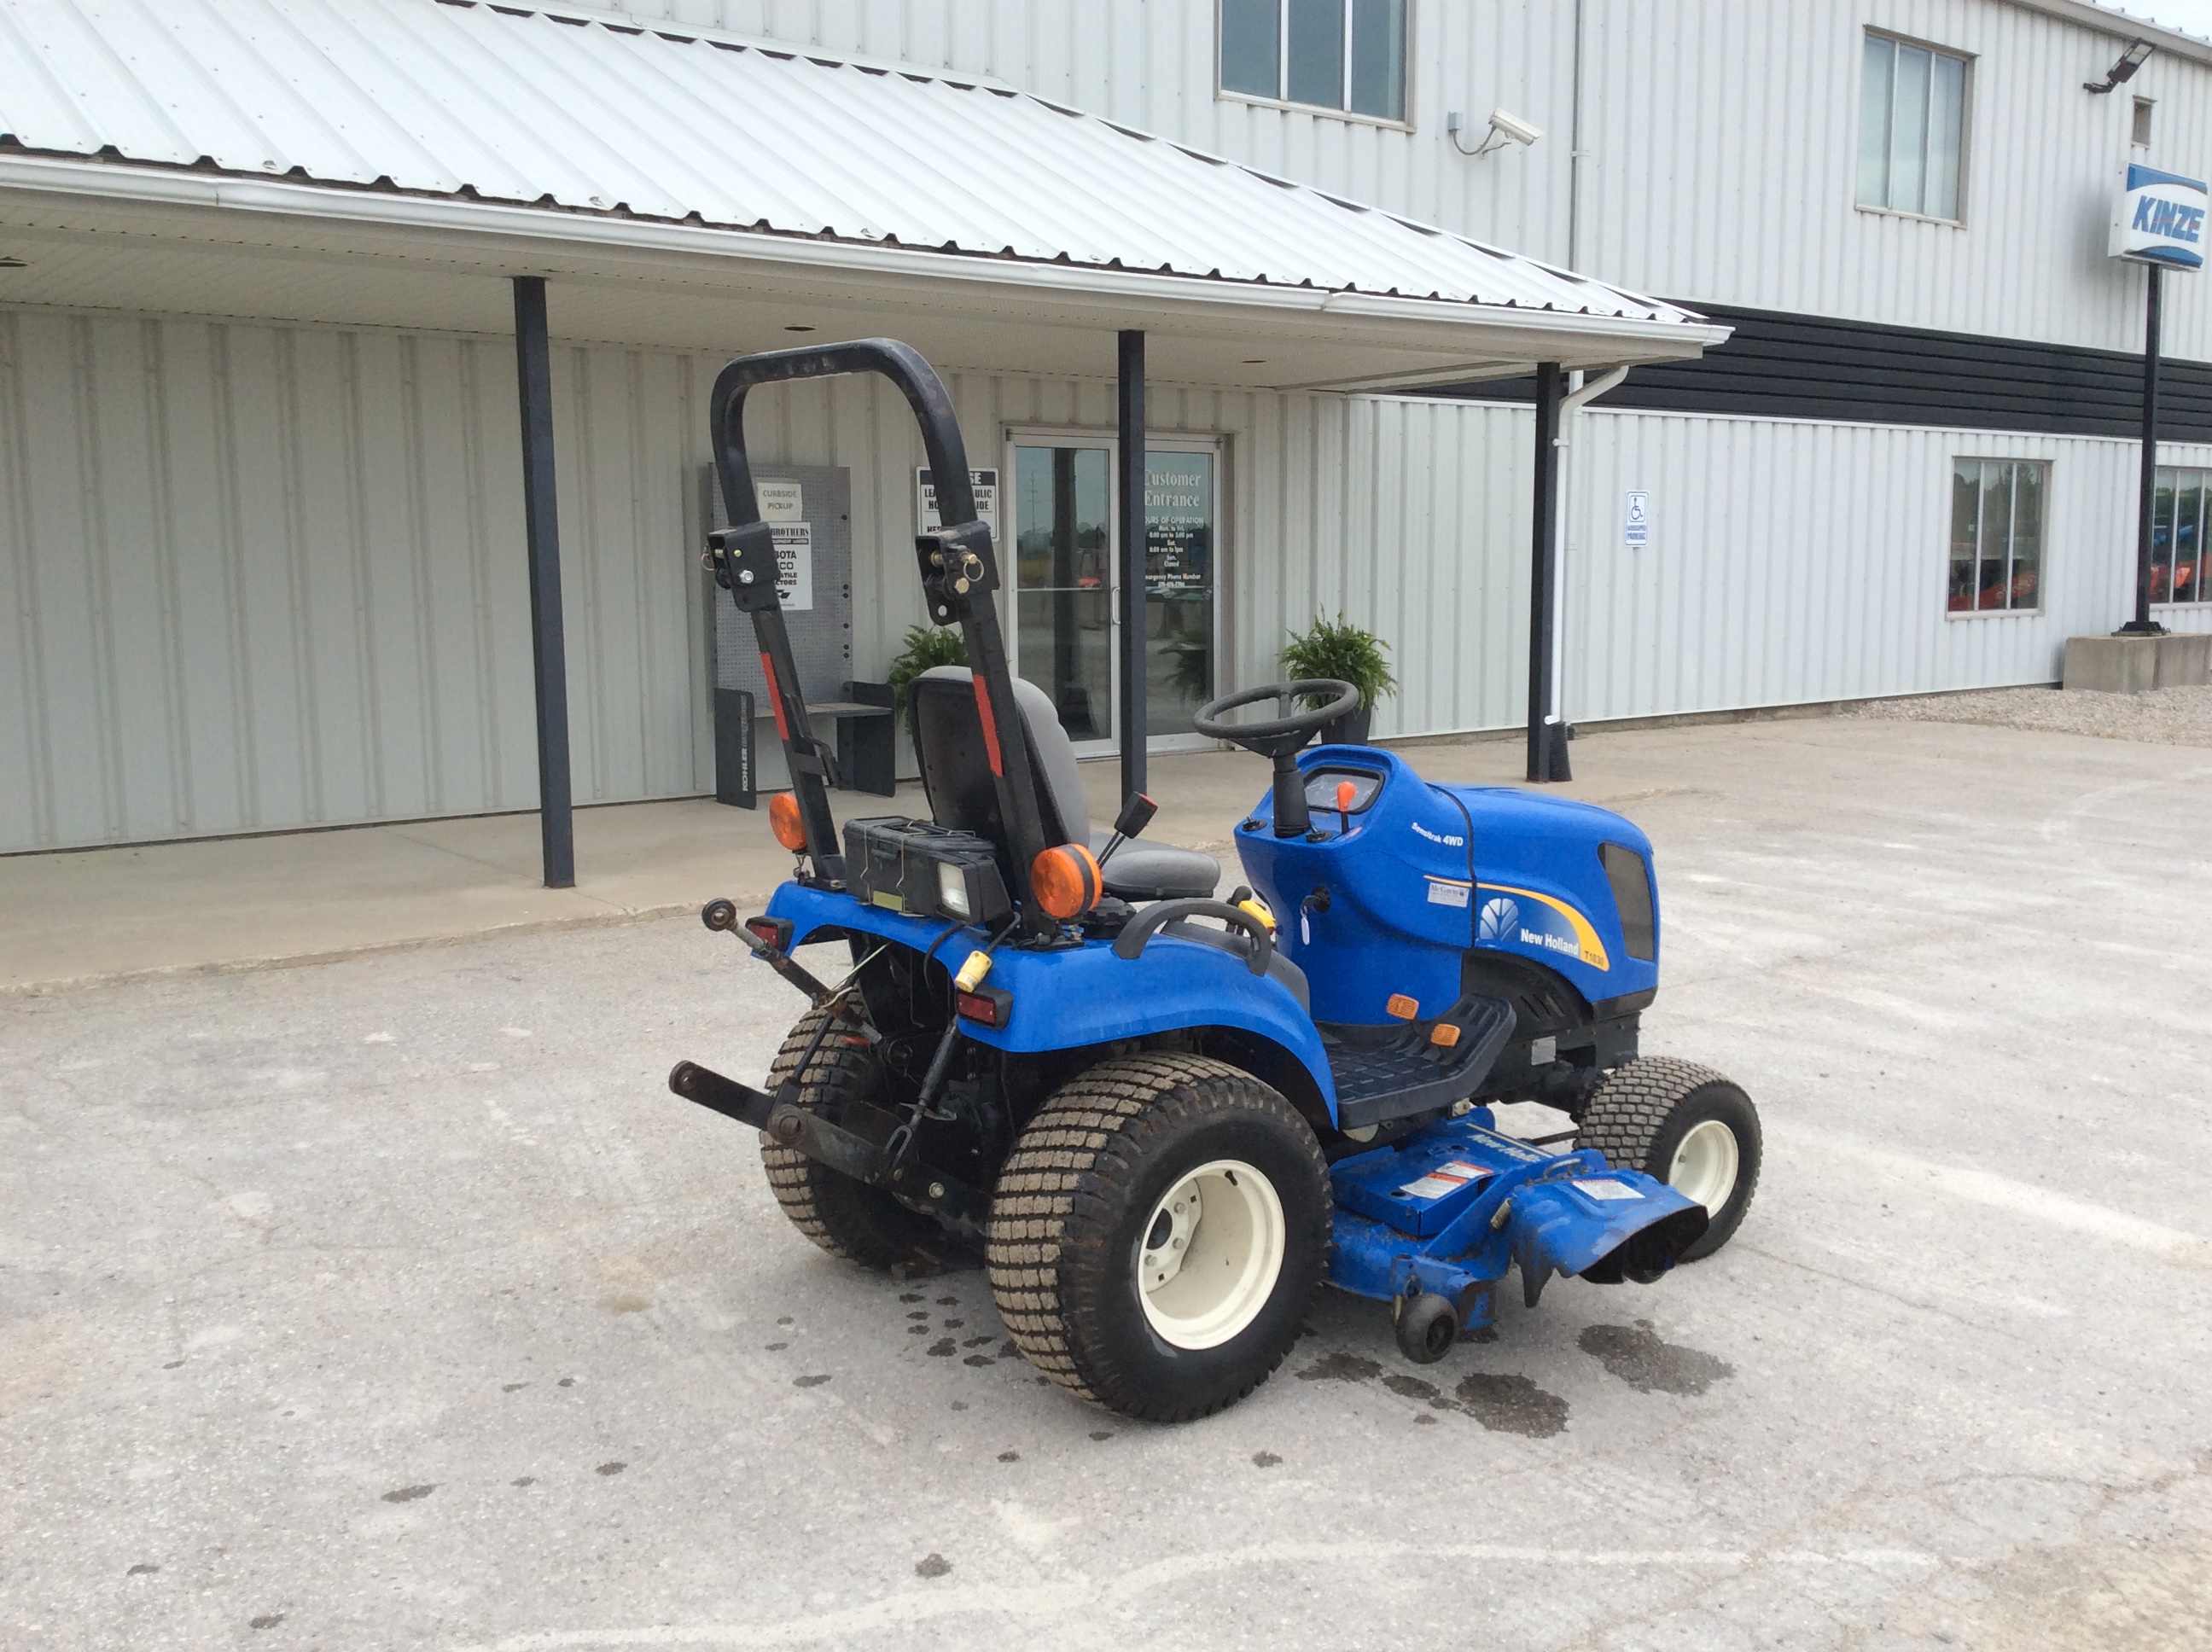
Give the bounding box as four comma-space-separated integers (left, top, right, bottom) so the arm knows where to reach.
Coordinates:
1297, 1351, 1568, 1436
1577, 1319, 1734, 1395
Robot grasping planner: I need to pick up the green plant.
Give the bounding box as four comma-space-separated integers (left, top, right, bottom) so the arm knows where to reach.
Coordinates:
885, 622, 969, 710
1278, 614, 1396, 711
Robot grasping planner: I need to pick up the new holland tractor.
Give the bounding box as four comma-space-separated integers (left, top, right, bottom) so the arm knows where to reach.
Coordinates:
668, 340, 1761, 1422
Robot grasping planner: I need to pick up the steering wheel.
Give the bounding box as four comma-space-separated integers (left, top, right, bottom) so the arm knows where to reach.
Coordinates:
1193, 679, 1359, 758
1193, 678, 1360, 838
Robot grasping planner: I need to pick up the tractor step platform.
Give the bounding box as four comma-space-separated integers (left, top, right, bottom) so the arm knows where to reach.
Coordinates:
1322, 992, 1515, 1130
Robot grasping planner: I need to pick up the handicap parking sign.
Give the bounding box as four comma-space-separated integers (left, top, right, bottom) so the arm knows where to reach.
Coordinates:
1624, 491, 1650, 549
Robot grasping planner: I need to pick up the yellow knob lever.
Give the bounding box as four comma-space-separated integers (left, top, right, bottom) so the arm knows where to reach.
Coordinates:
1235, 893, 1277, 933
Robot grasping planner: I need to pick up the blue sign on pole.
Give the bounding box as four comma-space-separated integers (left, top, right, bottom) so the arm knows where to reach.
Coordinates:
2112, 163, 2209, 270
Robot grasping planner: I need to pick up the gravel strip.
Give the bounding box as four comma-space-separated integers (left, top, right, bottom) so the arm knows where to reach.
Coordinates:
1849, 683, 2212, 747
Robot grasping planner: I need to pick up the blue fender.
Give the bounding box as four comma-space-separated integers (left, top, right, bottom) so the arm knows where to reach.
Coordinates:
764, 883, 1341, 1119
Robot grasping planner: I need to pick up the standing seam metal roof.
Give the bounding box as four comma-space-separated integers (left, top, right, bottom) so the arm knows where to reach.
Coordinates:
0, 0, 1698, 326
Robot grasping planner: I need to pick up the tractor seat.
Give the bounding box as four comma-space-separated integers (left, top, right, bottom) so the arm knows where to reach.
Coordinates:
909, 666, 1220, 903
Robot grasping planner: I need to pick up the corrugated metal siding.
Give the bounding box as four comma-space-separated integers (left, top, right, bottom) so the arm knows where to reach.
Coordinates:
9, 300, 2208, 854
1557, 409, 2212, 725
0, 305, 1379, 852
0, 308, 709, 852
591, 0, 2212, 360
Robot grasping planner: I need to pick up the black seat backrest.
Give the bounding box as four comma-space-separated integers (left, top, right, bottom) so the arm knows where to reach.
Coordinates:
910, 667, 1091, 865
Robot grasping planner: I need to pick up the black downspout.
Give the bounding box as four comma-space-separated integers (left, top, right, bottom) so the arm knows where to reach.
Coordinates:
512, 276, 575, 887
1117, 329, 1148, 801
1527, 362, 1569, 783
2122, 264, 2168, 635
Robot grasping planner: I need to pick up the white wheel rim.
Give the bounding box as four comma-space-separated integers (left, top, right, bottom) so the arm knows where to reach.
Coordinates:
1135, 1159, 1286, 1351
1668, 1119, 1741, 1213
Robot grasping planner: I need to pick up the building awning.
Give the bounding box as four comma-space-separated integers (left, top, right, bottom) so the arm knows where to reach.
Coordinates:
0, 0, 1726, 386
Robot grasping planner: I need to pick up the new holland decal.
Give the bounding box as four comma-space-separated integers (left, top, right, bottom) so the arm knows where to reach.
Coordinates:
1476, 885, 1610, 971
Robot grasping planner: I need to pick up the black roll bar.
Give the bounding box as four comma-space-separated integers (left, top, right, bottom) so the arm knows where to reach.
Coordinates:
706, 340, 1053, 932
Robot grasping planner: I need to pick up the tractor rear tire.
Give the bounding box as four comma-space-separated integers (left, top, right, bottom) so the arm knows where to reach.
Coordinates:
1577, 1056, 1761, 1262
759, 1007, 946, 1273
987, 1053, 1330, 1422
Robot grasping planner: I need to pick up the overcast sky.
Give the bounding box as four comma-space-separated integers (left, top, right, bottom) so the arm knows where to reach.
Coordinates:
2126, 0, 2212, 40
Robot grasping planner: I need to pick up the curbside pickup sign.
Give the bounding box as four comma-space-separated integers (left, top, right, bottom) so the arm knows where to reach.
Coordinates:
2112, 163, 2209, 269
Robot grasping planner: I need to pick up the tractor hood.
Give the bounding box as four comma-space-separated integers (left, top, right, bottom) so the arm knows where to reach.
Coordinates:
1236, 747, 1661, 1025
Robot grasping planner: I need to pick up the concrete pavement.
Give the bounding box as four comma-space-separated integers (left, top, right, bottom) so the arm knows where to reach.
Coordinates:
4, 715, 2211, 1649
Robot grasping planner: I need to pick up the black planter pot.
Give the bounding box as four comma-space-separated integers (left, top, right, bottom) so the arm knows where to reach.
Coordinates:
1320, 704, 1373, 747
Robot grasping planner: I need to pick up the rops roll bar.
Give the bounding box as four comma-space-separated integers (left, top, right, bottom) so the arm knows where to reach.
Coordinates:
705, 340, 1052, 929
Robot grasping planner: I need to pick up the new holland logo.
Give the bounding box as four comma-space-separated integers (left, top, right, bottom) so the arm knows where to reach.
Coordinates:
1478, 896, 1519, 942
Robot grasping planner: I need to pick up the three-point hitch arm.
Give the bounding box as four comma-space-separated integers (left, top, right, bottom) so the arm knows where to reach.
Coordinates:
706, 340, 1055, 934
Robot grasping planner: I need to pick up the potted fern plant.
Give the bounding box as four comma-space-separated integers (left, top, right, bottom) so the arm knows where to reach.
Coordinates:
885, 621, 969, 712
1278, 614, 1396, 745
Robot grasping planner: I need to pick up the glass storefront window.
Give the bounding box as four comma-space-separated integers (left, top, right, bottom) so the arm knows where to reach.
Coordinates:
2149, 464, 2212, 604
1947, 458, 2047, 614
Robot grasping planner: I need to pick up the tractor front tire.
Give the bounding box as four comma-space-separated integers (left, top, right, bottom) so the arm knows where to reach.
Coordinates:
759, 1007, 946, 1273
1577, 1056, 1761, 1261
987, 1054, 1330, 1422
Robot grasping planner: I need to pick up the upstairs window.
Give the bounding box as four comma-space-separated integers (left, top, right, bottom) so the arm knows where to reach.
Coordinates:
1220, 0, 1408, 123
1859, 32, 1968, 220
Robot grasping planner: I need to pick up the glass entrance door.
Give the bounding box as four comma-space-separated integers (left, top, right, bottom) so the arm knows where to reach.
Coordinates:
1143, 447, 1217, 742
1006, 435, 1221, 759
1010, 442, 1115, 753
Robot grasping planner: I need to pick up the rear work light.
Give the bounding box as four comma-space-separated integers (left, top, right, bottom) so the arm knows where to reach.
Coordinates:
956, 986, 1012, 1028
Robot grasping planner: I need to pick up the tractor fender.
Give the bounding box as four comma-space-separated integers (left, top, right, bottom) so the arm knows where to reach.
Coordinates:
765, 884, 1341, 1119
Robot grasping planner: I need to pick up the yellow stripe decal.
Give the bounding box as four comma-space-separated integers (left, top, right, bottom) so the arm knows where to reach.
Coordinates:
1481, 883, 1610, 972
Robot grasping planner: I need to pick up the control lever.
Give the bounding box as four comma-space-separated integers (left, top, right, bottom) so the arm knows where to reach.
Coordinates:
1336, 778, 1357, 836
1095, 791, 1157, 868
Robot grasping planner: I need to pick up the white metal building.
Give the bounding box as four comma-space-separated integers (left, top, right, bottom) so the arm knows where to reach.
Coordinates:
4, 0, 2210, 861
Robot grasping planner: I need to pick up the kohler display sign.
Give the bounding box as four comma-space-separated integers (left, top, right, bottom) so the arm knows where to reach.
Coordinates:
2111, 163, 2208, 268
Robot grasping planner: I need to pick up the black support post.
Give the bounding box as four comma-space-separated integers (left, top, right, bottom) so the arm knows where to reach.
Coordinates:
1527, 362, 1569, 783
512, 276, 575, 887
1117, 329, 1147, 801
2122, 264, 2168, 635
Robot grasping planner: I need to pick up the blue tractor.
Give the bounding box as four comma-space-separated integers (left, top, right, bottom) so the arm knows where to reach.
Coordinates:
670, 341, 1761, 1422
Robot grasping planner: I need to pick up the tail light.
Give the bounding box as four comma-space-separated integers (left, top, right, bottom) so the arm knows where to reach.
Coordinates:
956, 986, 1012, 1028
745, 916, 794, 951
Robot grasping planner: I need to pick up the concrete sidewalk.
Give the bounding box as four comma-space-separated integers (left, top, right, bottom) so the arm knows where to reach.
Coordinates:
0, 752, 1266, 997
9, 712, 2207, 998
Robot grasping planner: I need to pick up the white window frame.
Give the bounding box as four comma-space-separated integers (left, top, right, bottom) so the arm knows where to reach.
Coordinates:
1856, 29, 1973, 228
2151, 462, 2212, 607
1946, 457, 2049, 620
1215, 0, 1416, 131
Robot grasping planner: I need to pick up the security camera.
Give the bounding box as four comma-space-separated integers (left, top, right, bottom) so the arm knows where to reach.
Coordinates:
1487, 108, 1543, 147
1447, 107, 1544, 157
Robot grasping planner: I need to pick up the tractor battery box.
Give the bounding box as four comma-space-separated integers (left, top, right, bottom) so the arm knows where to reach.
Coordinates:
842, 817, 1012, 927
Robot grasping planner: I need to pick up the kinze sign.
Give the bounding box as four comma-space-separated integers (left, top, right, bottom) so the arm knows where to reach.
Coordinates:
2112, 163, 2209, 269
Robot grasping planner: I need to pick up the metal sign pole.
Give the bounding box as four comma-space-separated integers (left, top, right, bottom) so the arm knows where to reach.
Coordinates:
1526, 362, 1565, 783
2122, 262, 2168, 635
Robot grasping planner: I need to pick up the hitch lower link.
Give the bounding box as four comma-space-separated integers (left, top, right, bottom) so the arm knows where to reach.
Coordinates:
667, 1058, 987, 1232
